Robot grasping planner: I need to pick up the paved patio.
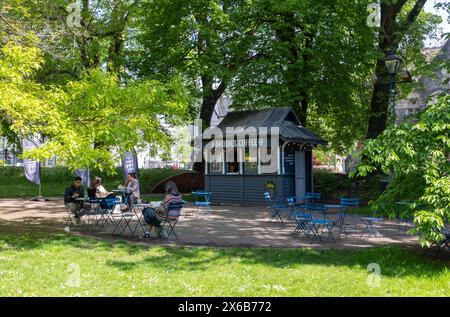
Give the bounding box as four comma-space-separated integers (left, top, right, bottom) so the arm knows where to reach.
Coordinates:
0, 199, 417, 248
0, 198, 418, 249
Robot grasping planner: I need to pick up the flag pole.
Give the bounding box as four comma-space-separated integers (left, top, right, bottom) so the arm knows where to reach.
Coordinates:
30, 162, 47, 202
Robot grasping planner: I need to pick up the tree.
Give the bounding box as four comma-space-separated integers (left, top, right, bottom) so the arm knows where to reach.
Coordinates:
0, 40, 191, 173
0, 0, 143, 84
135, 0, 442, 155
135, 0, 255, 126
230, 0, 377, 153
366, 0, 438, 139
353, 93, 450, 246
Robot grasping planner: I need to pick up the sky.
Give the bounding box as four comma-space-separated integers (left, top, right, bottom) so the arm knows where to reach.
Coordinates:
424, 0, 449, 47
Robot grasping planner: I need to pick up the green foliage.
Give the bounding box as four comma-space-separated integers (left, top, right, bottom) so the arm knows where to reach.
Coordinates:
0, 39, 192, 173
230, 0, 377, 154
353, 94, 450, 246
136, 0, 442, 154
135, 0, 252, 123
367, 172, 427, 218
313, 169, 382, 202
0, 166, 186, 198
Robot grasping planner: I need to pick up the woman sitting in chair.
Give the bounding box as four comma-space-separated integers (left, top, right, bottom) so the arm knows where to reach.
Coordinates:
142, 181, 183, 239
92, 176, 113, 198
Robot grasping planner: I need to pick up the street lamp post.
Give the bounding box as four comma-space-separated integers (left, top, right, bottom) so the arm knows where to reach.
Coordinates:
385, 53, 403, 125
384, 52, 402, 181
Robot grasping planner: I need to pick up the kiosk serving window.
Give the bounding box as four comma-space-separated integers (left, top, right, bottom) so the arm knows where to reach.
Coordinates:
208, 148, 223, 174
244, 146, 258, 175
210, 161, 223, 174
259, 147, 278, 174
226, 146, 240, 174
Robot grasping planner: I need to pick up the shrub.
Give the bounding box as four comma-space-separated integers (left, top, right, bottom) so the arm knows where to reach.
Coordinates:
0, 166, 186, 197
353, 94, 450, 246
313, 169, 382, 202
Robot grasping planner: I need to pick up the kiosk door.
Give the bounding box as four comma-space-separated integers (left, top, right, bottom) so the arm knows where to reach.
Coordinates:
295, 151, 306, 197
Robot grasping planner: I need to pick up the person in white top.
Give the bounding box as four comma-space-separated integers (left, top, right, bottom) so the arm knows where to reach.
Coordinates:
92, 176, 112, 198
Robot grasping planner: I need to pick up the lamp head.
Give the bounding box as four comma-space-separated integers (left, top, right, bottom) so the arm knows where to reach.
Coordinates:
385, 53, 402, 75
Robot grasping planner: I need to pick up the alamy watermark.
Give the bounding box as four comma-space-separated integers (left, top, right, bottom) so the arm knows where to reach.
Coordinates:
66, 263, 81, 288
367, 2, 381, 28
66, 2, 82, 29
192, 119, 280, 173
367, 263, 381, 288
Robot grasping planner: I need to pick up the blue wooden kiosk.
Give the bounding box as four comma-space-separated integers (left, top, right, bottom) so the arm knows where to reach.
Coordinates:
202, 107, 326, 205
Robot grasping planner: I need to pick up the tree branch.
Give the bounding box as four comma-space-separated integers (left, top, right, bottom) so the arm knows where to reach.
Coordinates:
397, 0, 427, 33
212, 81, 226, 100
393, 0, 409, 14
0, 12, 19, 33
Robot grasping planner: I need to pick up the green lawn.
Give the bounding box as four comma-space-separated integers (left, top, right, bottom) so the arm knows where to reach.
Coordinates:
0, 221, 448, 296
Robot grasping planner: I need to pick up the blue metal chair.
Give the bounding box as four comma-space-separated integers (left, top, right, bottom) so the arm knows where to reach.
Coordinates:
76, 196, 117, 229
306, 192, 321, 204
424, 228, 450, 254
306, 204, 337, 242
285, 196, 308, 222
287, 198, 313, 238
193, 191, 212, 214
111, 196, 138, 235
264, 192, 287, 224
360, 209, 383, 238
159, 201, 185, 240
82, 199, 108, 229
288, 196, 307, 207
337, 198, 360, 236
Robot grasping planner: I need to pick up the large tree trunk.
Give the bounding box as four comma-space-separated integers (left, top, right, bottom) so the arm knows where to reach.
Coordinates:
274, 12, 313, 126
199, 76, 227, 127
79, 0, 100, 69
107, 29, 126, 73
366, 0, 427, 139
367, 60, 391, 139
193, 76, 227, 173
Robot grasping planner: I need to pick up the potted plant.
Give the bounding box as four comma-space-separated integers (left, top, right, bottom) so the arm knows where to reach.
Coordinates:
264, 181, 276, 197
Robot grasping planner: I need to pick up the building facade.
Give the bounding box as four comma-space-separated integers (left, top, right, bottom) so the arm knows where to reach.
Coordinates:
202, 107, 326, 205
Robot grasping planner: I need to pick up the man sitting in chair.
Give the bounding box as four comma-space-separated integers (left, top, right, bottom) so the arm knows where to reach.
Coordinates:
64, 176, 85, 225
118, 173, 140, 212
122, 173, 140, 204
141, 181, 183, 239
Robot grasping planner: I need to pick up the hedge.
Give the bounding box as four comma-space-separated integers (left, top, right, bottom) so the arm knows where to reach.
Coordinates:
0, 166, 185, 198
313, 169, 383, 203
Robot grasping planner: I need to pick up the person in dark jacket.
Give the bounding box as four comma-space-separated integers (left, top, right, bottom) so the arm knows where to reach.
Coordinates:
64, 176, 85, 224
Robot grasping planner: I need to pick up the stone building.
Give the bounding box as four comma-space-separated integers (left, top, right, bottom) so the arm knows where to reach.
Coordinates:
395, 39, 450, 122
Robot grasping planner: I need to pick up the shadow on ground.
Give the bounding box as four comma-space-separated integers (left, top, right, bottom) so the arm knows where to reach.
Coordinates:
0, 218, 449, 279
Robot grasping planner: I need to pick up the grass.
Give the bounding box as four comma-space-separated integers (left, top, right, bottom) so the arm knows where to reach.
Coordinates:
0, 220, 449, 297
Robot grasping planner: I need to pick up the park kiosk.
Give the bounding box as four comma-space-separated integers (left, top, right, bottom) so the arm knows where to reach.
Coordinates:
202, 107, 326, 205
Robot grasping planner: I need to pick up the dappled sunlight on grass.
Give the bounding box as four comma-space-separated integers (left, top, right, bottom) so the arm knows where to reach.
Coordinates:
0, 220, 449, 296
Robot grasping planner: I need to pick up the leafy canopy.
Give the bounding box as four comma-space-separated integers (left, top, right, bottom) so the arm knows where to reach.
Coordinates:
0, 40, 191, 173
353, 93, 450, 246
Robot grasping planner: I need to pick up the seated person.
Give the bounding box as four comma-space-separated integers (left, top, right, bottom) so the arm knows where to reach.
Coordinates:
142, 181, 183, 238
64, 176, 85, 225
92, 176, 112, 198
227, 162, 239, 173
119, 172, 140, 207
